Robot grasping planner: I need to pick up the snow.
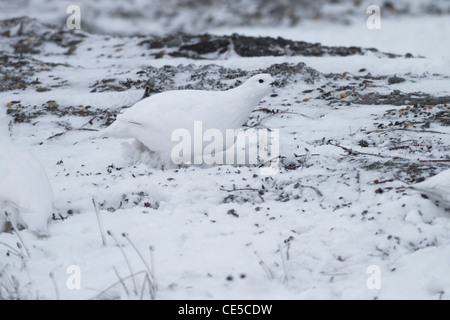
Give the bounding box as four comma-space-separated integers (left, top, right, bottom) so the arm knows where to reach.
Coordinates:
1, 2, 450, 300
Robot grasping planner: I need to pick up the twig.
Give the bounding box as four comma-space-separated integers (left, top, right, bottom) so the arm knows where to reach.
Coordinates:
46, 128, 98, 140
92, 199, 106, 246
149, 246, 155, 297
139, 274, 151, 300
327, 140, 447, 163
294, 153, 320, 157
389, 144, 432, 150
349, 126, 362, 137
112, 266, 129, 296
278, 246, 288, 284
95, 270, 148, 299
254, 252, 274, 280
248, 109, 314, 127
418, 159, 450, 163
393, 173, 410, 185
286, 242, 291, 261
368, 128, 449, 135
219, 187, 260, 192
356, 171, 361, 200
46, 132, 65, 140
107, 231, 138, 296
253, 109, 313, 119
49, 272, 60, 300
327, 140, 386, 158
297, 184, 323, 197
122, 233, 157, 298
374, 179, 394, 184
258, 155, 281, 168
81, 116, 97, 128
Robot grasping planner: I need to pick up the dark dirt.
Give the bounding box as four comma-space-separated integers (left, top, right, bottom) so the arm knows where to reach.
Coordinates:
89, 62, 322, 96
139, 33, 407, 59
0, 53, 71, 92
353, 90, 450, 107
3, 16, 442, 111
362, 161, 449, 184
0, 17, 82, 92
0, 17, 86, 55
6, 100, 118, 127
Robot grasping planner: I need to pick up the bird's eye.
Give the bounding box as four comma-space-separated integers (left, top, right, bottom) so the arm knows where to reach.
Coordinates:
258, 79, 264, 83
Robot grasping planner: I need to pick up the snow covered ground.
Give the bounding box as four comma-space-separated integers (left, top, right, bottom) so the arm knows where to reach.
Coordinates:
1, 2, 449, 300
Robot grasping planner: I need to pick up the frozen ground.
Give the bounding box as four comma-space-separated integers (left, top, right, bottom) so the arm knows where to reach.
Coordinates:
0, 5, 450, 300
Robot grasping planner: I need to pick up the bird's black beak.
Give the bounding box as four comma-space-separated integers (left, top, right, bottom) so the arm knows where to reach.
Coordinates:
270, 81, 278, 87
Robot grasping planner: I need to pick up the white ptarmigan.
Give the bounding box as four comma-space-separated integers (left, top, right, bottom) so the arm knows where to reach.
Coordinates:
102, 74, 276, 166
412, 170, 450, 208
0, 113, 54, 235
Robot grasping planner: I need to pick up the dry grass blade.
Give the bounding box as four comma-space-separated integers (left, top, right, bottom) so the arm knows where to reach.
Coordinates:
92, 198, 107, 246
4, 212, 31, 259
107, 230, 138, 296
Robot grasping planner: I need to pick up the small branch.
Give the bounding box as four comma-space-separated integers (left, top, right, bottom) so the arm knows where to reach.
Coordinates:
149, 246, 155, 297
139, 274, 151, 300
258, 155, 281, 168
92, 199, 106, 246
355, 171, 362, 200
49, 272, 60, 300
349, 126, 362, 137
294, 153, 320, 157
112, 266, 129, 296
107, 231, 138, 296
81, 116, 97, 128
46, 128, 98, 140
248, 109, 315, 127
327, 140, 386, 158
418, 159, 450, 163
368, 128, 449, 135
95, 270, 148, 300
254, 252, 274, 280
278, 245, 288, 284
389, 144, 432, 150
297, 184, 323, 197
219, 187, 260, 192
373, 179, 394, 184
122, 233, 157, 298
393, 173, 410, 185
253, 109, 313, 119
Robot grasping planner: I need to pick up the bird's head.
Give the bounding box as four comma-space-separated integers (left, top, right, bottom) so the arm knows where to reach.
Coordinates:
241, 74, 276, 98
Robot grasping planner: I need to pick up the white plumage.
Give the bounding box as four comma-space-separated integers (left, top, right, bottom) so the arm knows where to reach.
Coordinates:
0, 113, 54, 235
412, 170, 450, 208
103, 74, 275, 166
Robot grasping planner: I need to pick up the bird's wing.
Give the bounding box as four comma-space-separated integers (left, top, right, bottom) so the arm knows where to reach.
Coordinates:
118, 89, 222, 128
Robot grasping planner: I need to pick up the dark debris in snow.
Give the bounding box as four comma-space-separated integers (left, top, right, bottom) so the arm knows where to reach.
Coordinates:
139, 33, 408, 59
